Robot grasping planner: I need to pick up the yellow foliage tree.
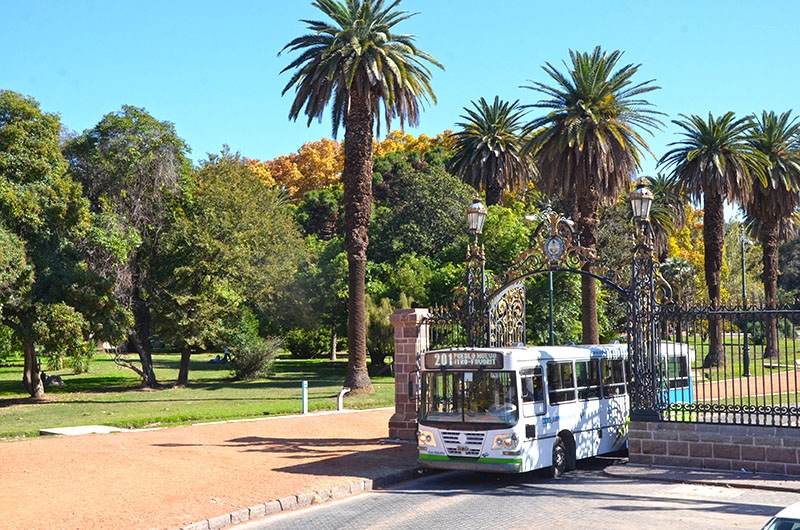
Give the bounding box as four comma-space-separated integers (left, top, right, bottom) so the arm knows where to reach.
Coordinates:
373, 129, 454, 157
667, 208, 730, 305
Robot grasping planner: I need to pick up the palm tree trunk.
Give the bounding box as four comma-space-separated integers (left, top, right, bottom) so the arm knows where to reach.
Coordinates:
22, 336, 44, 398
576, 188, 600, 344
342, 86, 374, 395
486, 175, 503, 206
702, 190, 725, 368
761, 220, 780, 358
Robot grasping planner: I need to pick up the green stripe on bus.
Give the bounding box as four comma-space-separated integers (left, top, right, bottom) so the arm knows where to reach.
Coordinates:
419, 454, 522, 465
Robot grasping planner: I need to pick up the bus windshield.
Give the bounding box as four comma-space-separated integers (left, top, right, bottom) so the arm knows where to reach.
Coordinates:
421, 371, 517, 425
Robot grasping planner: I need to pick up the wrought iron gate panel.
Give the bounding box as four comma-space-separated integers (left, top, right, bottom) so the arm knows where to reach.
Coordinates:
488, 282, 526, 347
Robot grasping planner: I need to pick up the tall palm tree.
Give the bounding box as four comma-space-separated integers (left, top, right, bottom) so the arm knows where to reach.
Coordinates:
659, 112, 768, 367
281, 0, 441, 393
448, 96, 535, 205
524, 47, 662, 344
744, 110, 800, 357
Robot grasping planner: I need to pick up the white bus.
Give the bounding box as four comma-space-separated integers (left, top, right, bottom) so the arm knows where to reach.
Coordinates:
416, 344, 629, 477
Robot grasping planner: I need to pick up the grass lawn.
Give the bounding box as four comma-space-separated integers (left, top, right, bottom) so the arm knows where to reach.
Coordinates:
0, 352, 395, 441
683, 334, 799, 380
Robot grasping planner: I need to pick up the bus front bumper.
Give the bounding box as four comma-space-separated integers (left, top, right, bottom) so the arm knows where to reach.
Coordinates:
419, 454, 521, 473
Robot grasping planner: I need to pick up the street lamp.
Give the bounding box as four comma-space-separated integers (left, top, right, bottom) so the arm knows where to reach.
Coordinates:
465, 198, 487, 331
740, 223, 751, 377
467, 198, 487, 242
631, 179, 654, 224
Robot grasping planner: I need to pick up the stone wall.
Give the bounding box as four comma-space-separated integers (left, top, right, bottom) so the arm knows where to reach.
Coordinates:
388, 308, 429, 441
629, 421, 800, 475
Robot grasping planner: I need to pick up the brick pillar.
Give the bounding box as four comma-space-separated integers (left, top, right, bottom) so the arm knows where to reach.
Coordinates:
388, 308, 429, 440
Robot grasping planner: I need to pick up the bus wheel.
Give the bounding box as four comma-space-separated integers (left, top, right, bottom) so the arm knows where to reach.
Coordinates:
550, 437, 567, 478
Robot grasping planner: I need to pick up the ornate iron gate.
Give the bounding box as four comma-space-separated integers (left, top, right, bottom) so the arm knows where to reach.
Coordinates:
422, 207, 668, 421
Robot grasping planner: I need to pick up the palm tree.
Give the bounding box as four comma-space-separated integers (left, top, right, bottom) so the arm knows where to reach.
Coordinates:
448, 96, 535, 205
281, 0, 441, 393
524, 47, 662, 344
744, 110, 800, 357
659, 112, 768, 367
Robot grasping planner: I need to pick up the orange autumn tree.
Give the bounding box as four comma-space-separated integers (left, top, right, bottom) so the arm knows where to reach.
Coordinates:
254, 132, 454, 203
258, 138, 344, 201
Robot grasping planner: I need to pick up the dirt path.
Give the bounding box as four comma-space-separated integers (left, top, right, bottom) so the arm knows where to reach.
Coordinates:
1, 408, 415, 530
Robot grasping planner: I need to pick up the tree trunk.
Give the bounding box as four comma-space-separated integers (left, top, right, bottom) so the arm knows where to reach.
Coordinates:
485, 175, 504, 206
177, 344, 191, 386
22, 337, 44, 398
576, 187, 599, 344
702, 190, 725, 368
342, 85, 374, 395
131, 260, 157, 386
330, 328, 337, 361
761, 220, 780, 359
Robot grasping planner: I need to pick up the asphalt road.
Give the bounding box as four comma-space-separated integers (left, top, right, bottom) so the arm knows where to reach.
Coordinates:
234, 458, 800, 530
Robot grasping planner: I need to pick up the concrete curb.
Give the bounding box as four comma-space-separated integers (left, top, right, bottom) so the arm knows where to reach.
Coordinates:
604, 463, 800, 493
180, 467, 422, 530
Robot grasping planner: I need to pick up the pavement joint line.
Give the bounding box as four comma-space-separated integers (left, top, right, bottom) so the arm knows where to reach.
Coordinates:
604, 463, 800, 493
179, 467, 425, 530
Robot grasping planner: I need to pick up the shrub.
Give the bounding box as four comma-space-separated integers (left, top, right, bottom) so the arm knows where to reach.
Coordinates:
284, 328, 330, 359
229, 334, 282, 381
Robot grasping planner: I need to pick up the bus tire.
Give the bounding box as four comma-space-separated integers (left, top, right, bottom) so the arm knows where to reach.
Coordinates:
550, 436, 567, 478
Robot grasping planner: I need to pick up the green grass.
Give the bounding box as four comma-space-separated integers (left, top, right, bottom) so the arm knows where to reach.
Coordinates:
0, 352, 395, 441
680, 333, 799, 380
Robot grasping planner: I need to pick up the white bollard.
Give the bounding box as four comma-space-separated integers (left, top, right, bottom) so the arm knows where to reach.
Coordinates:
302, 380, 308, 414
337, 387, 351, 411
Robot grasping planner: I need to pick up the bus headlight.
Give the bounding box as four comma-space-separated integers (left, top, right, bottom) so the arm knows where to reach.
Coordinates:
492, 433, 519, 450
418, 430, 437, 448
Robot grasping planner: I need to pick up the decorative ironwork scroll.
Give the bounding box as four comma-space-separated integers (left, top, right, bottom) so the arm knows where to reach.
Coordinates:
488, 282, 526, 347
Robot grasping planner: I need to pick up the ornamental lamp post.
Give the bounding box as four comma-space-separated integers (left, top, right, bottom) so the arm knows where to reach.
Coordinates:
631, 179, 654, 226
465, 198, 488, 341
467, 198, 487, 242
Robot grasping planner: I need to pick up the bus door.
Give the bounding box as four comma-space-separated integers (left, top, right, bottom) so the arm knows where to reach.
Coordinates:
520, 366, 546, 442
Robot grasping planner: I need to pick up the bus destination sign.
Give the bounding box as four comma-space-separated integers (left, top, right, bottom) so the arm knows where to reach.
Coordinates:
424, 351, 503, 370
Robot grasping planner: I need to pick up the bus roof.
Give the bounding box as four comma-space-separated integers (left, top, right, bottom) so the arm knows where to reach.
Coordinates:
424, 344, 628, 363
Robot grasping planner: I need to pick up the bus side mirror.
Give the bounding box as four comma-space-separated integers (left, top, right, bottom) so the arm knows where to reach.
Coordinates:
408, 380, 414, 399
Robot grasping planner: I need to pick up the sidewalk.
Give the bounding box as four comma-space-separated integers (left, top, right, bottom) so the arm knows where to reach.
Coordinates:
0, 408, 419, 530
605, 462, 800, 493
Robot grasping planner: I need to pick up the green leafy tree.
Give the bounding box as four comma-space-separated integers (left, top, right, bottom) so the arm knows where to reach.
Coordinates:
281, 0, 442, 394
744, 110, 800, 356
294, 186, 344, 241
524, 47, 662, 344
448, 96, 535, 205
65, 105, 191, 386
0, 90, 130, 396
370, 157, 473, 264
154, 149, 307, 384
660, 112, 768, 366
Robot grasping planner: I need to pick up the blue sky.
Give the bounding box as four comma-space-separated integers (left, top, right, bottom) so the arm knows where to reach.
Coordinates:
3, 0, 800, 193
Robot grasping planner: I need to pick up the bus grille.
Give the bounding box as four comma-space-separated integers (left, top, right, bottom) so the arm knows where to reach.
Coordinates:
441, 431, 485, 457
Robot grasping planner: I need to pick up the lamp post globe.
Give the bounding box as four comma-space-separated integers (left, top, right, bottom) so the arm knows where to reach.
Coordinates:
467, 198, 487, 241
631, 179, 654, 223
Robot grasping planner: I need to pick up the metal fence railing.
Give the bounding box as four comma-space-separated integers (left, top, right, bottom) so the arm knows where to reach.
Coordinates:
654, 305, 800, 427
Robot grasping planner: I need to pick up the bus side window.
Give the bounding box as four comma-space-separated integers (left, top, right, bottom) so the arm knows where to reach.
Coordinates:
547, 362, 576, 404
602, 359, 627, 396
576, 359, 601, 400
